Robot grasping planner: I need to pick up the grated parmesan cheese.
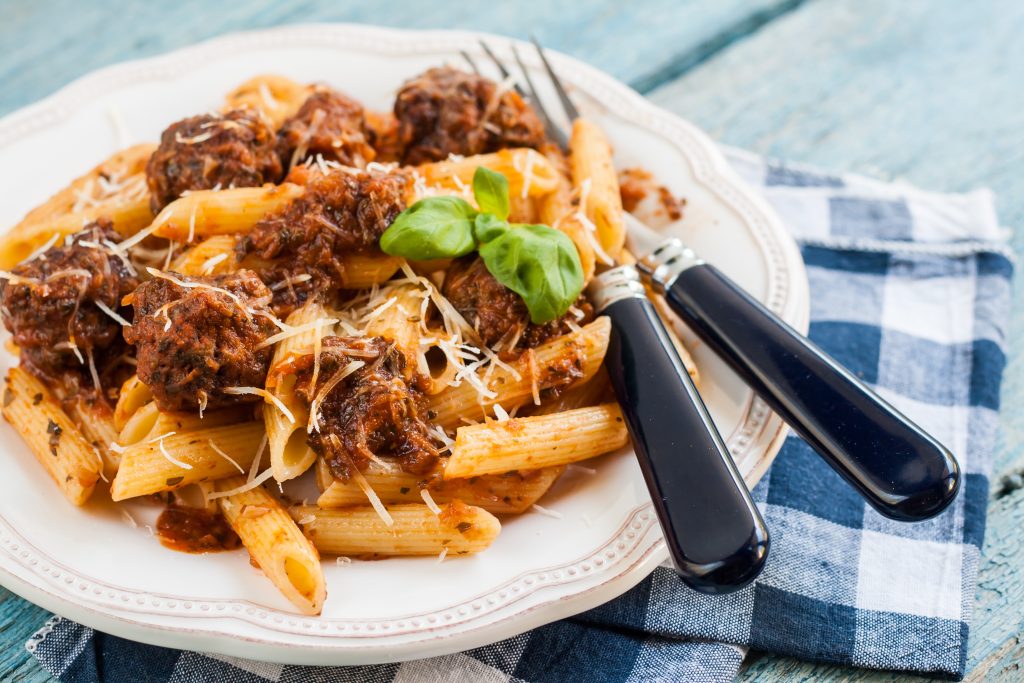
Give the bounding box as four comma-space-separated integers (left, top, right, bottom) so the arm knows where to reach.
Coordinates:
222, 387, 295, 424
208, 468, 274, 499
155, 434, 192, 470
120, 509, 138, 528
307, 360, 365, 433
258, 317, 338, 349
94, 300, 131, 327
531, 504, 563, 519
200, 253, 228, 275
420, 489, 442, 515
208, 439, 245, 474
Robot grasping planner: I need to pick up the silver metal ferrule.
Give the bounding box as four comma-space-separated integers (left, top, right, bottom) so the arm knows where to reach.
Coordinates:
637, 238, 704, 293
589, 265, 647, 313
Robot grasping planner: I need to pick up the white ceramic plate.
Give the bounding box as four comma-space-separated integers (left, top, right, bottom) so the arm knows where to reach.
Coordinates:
0, 25, 808, 665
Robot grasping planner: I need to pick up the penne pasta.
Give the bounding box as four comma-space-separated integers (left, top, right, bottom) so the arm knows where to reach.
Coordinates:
223, 75, 313, 130
569, 118, 625, 262
426, 317, 610, 429
365, 283, 424, 377
446, 403, 628, 478
265, 301, 332, 481
217, 476, 326, 615
66, 399, 120, 481
150, 184, 304, 242
527, 367, 613, 416
2, 368, 102, 505
110, 421, 265, 501
170, 234, 241, 276
113, 375, 153, 431
416, 148, 559, 199
0, 144, 156, 267
293, 502, 501, 557
317, 460, 565, 514
240, 252, 403, 290
539, 146, 597, 283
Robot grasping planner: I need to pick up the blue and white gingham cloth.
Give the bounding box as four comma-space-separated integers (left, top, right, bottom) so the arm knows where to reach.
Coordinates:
26, 149, 1014, 682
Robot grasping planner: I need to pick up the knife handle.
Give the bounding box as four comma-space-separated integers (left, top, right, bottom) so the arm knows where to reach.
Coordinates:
591, 266, 769, 594
642, 240, 959, 522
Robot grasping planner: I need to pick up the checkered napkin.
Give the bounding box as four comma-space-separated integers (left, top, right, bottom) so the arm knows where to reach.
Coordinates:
26, 149, 1013, 682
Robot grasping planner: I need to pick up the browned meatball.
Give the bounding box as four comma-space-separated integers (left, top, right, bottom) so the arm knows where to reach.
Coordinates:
0, 220, 138, 394
124, 270, 276, 413
395, 67, 546, 165
290, 336, 438, 481
441, 256, 593, 351
240, 168, 410, 314
277, 89, 376, 170
146, 109, 283, 212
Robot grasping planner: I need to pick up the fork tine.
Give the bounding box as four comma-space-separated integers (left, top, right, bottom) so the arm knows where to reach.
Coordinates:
460, 50, 480, 74
478, 41, 526, 97
530, 35, 579, 122
510, 43, 569, 149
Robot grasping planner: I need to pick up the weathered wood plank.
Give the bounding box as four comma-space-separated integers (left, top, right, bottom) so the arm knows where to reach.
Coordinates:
0, 0, 799, 117
647, 0, 1024, 680
0, 589, 55, 682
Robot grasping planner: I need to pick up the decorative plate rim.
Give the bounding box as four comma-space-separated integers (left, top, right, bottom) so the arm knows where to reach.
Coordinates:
0, 23, 809, 664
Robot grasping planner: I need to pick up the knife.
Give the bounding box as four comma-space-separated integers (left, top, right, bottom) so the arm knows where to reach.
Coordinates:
590, 266, 769, 594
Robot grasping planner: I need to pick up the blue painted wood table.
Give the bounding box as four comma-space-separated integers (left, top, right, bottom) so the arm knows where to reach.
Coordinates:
2, 1, 1022, 680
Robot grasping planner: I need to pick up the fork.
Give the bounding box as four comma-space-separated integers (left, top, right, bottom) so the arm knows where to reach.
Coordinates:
470, 40, 771, 595
475, 39, 961, 525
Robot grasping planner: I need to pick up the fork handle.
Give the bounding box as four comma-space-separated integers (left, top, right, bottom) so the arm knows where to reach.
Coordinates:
642, 240, 960, 521
591, 266, 769, 594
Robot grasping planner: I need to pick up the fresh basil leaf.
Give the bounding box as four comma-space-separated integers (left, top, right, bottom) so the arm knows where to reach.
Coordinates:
479, 224, 584, 324
473, 213, 510, 243
379, 196, 478, 260
472, 167, 510, 221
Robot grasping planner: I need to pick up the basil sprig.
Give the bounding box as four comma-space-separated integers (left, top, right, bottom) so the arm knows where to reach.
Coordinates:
380, 168, 583, 324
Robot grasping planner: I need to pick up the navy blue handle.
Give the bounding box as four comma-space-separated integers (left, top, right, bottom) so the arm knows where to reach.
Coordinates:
602, 295, 769, 594
663, 263, 960, 521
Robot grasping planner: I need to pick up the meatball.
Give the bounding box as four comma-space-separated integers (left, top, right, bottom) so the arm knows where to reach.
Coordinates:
292, 336, 439, 481
146, 109, 283, 212
124, 270, 276, 413
441, 256, 593, 351
0, 220, 138, 394
395, 67, 546, 165
240, 168, 410, 314
277, 89, 376, 170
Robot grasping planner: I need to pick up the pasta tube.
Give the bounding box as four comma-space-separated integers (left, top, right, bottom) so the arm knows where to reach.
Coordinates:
0, 144, 155, 268
170, 234, 241, 276
446, 403, 628, 478
110, 422, 264, 501
364, 284, 425, 376
223, 75, 313, 130
150, 184, 303, 242
538, 146, 596, 283
569, 118, 625, 260
265, 301, 332, 481
66, 399, 120, 481
426, 317, 610, 429
416, 148, 559, 199
293, 502, 501, 557
2, 368, 101, 505
113, 374, 153, 431
317, 460, 565, 514
217, 476, 326, 615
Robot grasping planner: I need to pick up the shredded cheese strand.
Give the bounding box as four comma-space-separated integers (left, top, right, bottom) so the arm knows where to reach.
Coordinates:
223, 386, 295, 424
208, 439, 245, 474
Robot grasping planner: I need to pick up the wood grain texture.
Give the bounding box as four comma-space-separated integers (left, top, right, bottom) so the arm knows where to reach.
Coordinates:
649, 0, 1024, 680
0, 0, 797, 117
2, 0, 1024, 680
